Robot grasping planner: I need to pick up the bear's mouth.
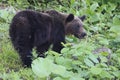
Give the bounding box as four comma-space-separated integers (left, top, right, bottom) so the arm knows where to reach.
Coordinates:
74, 33, 86, 39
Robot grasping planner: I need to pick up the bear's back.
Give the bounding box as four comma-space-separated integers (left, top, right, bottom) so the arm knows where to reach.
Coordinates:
10, 10, 53, 29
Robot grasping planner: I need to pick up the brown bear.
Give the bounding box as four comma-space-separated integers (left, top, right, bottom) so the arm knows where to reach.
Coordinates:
9, 10, 86, 67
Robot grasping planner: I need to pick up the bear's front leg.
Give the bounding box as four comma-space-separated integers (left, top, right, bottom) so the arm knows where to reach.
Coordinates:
19, 50, 32, 67
52, 42, 64, 53
52, 33, 65, 53
36, 41, 51, 57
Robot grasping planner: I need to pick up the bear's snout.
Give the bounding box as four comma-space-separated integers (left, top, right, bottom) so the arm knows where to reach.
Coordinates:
77, 32, 87, 39
74, 32, 87, 39
81, 32, 87, 38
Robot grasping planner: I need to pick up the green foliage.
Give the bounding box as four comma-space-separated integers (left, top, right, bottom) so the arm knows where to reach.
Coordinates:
0, 0, 120, 80
32, 58, 68, 79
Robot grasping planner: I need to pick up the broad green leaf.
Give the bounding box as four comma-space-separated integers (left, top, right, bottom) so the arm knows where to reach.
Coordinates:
84, 58, 94, 67
116, 49, 120, 53
99, 40, 109, 45
32, 57, 68, 78
70, 0, 75, 5
55, 57, 65, 65
90, 67, 102, 75
52, 64, 66, 77
113, 16, 120, 26
53, 77, 63, 80
66, 37, 74, 42
0, 10, 9, 20
61, 71, 74, 78
97, 37, 109, 45
89, 13, 100, 22
110, 26, 120, 33
99, 56, 108, 63
118, 57, 120, 64
101, 52, 109, 56
108, 3, 116, 12
90, 2, 99, 11
61, 42, 72, 47
100, 71, 113, 79
88, 54, 99, 64
32, 58, 53, 78
55, 57, 72, 69
110, 16, 120, 33
72, 60, 82, 65
70, 77, 85, 80
100, 63, 108, 67
61, 48, 70, 53
0, 17, 6, 23
48, 51, 61, 57
113, 71, 120, 78
70, 74, 85, 80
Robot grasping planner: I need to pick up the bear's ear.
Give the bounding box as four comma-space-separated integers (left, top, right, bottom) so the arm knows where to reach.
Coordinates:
79, 15, 86, 21
66, 14, 74, 23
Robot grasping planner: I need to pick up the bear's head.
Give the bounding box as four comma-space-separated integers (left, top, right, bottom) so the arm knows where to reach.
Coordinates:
64, 14, 86, 39
45, 10, 86, 39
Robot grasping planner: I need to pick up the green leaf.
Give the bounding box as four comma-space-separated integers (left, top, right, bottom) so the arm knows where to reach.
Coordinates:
99, 56, 108, 63
70, 77, 85, 80
53, 77, 63, 80
52, 64, 66, 77
100, 71, 113, 79
100, 63, 108, 67
0, 10, 9, 20
84, 58, 94, 67
55, 57, 65, 65
70, 74, 85, 80
113, 16, 120, 26
88, 54, 99, 64
97, 37, 109, 45
89, 13, 100, 22
32, 57, 68, 78
0, 17, 6, 23
113, 71, 120, 77
61, 48, 70, 53
108, 3, 116, 12
110, 26, 120, 33
110, 16, 120, 33
90, 67, 102, 75
66, 37, 74, 42
101, 52, 109, 56
55, 57, 72, 69
90, 2, 99, 11
32, 58, 53, 78
48, 51, 61, 57
70, 0, 75, 5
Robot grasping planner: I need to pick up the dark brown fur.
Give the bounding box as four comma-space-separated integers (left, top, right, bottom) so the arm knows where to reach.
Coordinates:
9, 10, 86, 67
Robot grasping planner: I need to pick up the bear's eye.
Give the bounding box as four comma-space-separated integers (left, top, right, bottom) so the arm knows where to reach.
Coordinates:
76, 25, 80, 28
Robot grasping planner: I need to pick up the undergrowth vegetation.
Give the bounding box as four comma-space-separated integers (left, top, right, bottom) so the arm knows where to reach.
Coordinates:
0, 0, 120, 80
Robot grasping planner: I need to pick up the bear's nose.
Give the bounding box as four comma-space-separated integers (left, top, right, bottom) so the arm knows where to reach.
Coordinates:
81, 32, 87, 37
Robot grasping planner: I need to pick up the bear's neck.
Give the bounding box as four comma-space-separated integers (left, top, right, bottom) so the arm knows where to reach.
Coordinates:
45, 10, 68, 24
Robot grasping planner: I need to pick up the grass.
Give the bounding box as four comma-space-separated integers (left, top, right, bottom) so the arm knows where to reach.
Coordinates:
0, 41, 35, 79
0, 23, 34, 80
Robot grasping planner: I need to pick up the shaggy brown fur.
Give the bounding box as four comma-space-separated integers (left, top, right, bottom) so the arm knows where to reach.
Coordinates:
9, 10, 86, 67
